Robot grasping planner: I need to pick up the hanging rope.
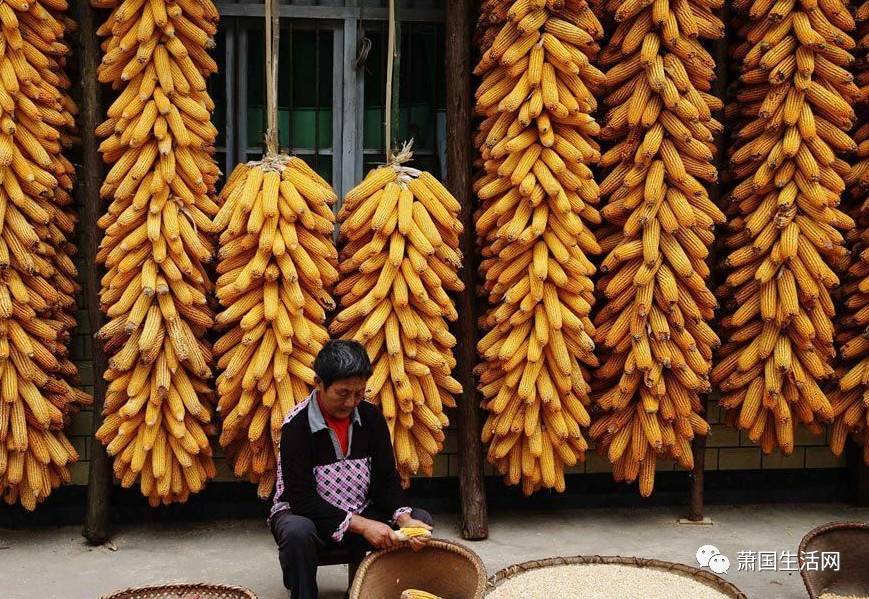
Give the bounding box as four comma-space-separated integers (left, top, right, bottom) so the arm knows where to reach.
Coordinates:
384, 0, 399, 161
264, 0, 280, 156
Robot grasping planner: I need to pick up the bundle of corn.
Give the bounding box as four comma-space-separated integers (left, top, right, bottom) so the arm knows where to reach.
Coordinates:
472, 0, 605, 495
331, 146, 462, 484
92, 0, 222, 506
589, 0, 726, 497
212, 155, 337, 498
828, 2, 869, 465
0, 0, 92, 510
830, 207, 869, 464
712, 0, 859, 455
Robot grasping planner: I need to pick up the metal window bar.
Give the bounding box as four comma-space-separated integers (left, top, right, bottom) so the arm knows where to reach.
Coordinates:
211, 1, 444, 200
359, 21, 444, 175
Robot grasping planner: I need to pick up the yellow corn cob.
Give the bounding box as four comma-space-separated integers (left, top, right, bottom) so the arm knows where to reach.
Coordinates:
93, 0, 221, 506
214, 154, 337, 498
400, 591, 443, 599
474, 0, 602, 496
396, 526, 432, 540
713, 0, 857, 459
333, 143, 463, 485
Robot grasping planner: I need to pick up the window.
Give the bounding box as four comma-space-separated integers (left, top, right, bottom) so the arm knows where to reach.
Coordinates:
210, 1, 446, 203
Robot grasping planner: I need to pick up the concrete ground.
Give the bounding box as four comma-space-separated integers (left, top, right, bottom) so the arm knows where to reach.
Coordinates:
2, 503, 868, 599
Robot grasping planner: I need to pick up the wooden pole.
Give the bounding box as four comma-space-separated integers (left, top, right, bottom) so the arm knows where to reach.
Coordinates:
688, 436, 706, 521
687, 4, 729, 523
78, 0, 112, 545
446, 0, 488, 541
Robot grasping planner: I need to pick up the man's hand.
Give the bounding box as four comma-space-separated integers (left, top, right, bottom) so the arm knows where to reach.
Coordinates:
396, 514, 433, 551
351, 515, 399, 550
396, 514, 433, 532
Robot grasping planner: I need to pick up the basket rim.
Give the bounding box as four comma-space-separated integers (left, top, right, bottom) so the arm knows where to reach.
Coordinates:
485, 555, 748, 599
348, 538, 488, 598
98, 582, 258, 599
797, 520, 869, 599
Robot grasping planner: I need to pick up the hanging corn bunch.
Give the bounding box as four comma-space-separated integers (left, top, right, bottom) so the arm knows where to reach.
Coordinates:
213, 156, 337, 498
473, 0, 605, 495
712, 0, 858, 455
0, 0, 91, 509
331, 144, 463, 484
213, 0, 338, 498
830, 203, 869, 464
92, 0, 222, 506
828, 1, 869, 465
589, 0, 725, 497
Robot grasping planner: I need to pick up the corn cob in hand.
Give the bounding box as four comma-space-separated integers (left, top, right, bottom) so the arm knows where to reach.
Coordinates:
395, 526, 432, 541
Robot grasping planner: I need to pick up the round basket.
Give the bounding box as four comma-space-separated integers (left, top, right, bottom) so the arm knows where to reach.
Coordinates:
798, 521, 869, 599
348, 538, 487, 599
486, 555, 747, 598
98, 583, 258, 599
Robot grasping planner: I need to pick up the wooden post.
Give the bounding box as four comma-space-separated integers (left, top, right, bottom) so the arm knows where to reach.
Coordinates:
687, 5, 729, 523
848, 442, 869, 507
688, 436, 706, 521
446, 0, 488, 541
78, 0, 112, 544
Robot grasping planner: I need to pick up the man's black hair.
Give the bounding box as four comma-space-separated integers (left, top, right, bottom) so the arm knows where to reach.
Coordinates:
313, 340, 373, 389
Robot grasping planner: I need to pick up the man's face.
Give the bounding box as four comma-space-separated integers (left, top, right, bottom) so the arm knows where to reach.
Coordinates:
317, 376, 367, 419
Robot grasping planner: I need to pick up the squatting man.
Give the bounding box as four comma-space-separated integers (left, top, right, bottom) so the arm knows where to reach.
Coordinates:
269, 339, 434, 599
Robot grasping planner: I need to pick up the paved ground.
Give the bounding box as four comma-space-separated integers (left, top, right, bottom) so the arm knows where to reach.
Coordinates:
2, 503, 867, 599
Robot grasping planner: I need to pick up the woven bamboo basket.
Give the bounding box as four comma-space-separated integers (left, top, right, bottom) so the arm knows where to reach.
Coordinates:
486, 555, 747, 598
799, 521, 869, 599
99, 583, 257, 599
348, 538, 487, 599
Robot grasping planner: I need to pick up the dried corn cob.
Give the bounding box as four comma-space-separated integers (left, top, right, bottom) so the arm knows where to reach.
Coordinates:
828, 1, 869, 465
473, 0, 604, 495
401, 591, 443, 599
93, 0, 221, 506
713, 0, 858, 456
590, 0, 726, 497
213, 154, 337, 498
332, 146, 462, 484
395, 526, 432, 541
0, 0, 91, 509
